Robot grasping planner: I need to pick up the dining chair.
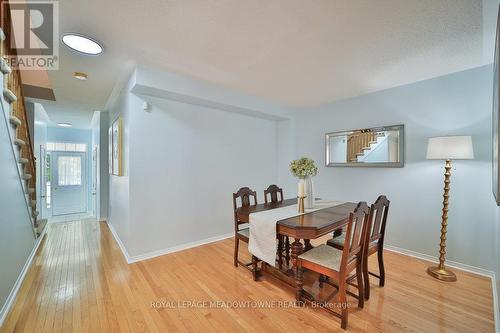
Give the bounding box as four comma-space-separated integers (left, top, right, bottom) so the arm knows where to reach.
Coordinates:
264, 184, 283, 204
233, 187, 258, 273
264, 184, 290, 269
296, 202, 370, 330
327, 195, 390, 299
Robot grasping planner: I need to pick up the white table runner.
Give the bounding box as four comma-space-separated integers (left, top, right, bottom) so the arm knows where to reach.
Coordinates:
248, 200, 344, 266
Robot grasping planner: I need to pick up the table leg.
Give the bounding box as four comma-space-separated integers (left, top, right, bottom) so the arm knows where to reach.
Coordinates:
277, 235, 283, 270
291, 238, 304, 302
285, 236, 290, 267
304, 239, 313, 251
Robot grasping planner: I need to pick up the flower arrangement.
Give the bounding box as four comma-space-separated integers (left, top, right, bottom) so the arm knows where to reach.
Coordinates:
290, 157, 318, 179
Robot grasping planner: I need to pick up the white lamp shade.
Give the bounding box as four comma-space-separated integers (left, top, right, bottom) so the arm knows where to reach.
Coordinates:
426, 136, 474, 160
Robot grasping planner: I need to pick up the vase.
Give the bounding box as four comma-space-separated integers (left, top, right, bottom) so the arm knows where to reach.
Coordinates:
304, 176, 314, 209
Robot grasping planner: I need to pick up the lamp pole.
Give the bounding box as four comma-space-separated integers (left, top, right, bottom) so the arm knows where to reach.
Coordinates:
427, 159, 457, 282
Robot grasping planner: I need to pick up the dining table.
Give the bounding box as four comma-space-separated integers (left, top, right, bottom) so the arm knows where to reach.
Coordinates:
235, 198, 358, 291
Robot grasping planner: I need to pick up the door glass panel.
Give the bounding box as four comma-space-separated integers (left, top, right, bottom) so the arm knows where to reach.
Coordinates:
57, 156, 82, 186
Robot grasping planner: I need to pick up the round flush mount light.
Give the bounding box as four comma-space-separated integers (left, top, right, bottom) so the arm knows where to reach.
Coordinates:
62, 33, 103, 55
73, 71, 88, 80
57, 123, 72, 128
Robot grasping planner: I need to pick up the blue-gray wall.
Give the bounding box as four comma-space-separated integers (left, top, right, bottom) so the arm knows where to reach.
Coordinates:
0, 86, 36, 323
284, 64, 500, 273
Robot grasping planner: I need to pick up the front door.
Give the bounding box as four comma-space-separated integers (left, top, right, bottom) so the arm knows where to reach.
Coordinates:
51, 151, 87, 216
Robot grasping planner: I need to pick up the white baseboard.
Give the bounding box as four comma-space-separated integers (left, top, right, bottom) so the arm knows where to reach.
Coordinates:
385, 244, 498, 332
127, 232, 234, 263
0, 228, 47, 327
105, 220, 131, 261
105, 220, 232, 264
492, 274, 499, 333
384, 244, 495, 278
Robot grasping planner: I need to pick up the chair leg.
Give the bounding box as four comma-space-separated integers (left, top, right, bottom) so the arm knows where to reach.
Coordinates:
363, 254, 370, 300
356, 260, 364, 308
252, 255, 259, 281
378, 249, 385, 287
233, 237, 239, 267
339, 279, 348, 330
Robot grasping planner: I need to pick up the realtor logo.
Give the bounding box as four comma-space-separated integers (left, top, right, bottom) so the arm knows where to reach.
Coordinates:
1, 0, 59, 70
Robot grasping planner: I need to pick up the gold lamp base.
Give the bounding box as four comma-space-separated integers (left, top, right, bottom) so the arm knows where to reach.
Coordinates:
427, 266, 457, 282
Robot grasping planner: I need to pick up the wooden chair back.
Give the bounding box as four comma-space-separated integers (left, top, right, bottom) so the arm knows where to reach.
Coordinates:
233, 187, 257, 227
264, 184, 283, 204
367, 195, 390, 245
340, 202, 370, 273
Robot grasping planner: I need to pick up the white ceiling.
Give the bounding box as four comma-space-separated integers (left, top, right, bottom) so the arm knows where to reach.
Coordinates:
35, 0, 497, 128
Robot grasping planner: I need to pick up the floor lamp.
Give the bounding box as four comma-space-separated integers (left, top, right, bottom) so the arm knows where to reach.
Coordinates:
426, 136, 474, 282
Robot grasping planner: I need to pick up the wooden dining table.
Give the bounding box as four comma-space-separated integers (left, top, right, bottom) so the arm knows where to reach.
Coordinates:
235, 199, 357, 288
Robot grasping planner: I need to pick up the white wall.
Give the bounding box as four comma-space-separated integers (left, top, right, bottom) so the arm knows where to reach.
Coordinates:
288, 65, 500, 271
128, 96, 278, 256
90, 111, 109, 221
107, 74, 133, 255
32, 103, 49, 218
108, 69, 280, 258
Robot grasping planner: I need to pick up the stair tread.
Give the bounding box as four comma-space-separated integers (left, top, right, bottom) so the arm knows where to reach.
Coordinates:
3, 88, 17, 103
14, 138, 26, 146
0, 58, 11, 74
9, 115, 21, 126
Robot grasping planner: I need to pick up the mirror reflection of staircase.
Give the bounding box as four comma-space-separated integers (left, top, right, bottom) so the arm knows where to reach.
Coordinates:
347, 131, 386, 162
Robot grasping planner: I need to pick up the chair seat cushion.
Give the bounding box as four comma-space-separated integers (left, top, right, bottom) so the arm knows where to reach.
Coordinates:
237, 228, 250, 238
326, 232, 346, 248
298, 244, 343, 271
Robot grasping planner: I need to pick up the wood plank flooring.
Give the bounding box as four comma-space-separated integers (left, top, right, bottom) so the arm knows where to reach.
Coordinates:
0, 220, 495, 332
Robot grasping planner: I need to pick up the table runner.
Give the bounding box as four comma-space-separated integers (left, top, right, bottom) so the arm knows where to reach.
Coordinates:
248, 200, 344, 266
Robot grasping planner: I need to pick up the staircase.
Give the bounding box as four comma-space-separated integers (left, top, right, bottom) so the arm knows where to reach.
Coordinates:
347, 131, 385, 163
0, 5, 46, 238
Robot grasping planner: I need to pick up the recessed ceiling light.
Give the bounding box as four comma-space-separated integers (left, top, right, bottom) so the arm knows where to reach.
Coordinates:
73, 72, 88, 80
62, 33, 103, 55
57, 123, 72, 127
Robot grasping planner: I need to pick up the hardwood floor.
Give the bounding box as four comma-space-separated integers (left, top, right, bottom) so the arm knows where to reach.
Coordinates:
1, 220, 494, 332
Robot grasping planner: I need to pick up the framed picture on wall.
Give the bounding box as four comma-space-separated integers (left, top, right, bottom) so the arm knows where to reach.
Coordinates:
111, 117, 123, 176
493, 6, 500, 206
108, 126, 113, 174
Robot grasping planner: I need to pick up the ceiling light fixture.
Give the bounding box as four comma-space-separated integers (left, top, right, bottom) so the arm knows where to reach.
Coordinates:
57, 123, 72, 128
73, 72, 88, 80
62, 33, 103, 55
